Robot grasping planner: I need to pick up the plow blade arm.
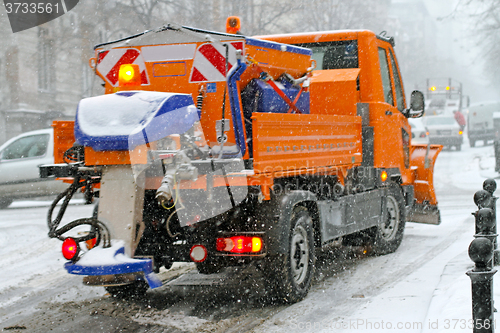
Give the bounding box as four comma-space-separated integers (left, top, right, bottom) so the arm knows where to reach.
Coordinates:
407, 144, 443, 225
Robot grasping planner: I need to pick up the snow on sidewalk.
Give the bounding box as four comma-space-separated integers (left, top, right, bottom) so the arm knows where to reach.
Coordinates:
317, 223, 476, 333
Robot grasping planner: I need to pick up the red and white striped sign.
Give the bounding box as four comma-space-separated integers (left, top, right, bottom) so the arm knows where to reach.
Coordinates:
190, 42, 244, 83
96, 48, 149, 86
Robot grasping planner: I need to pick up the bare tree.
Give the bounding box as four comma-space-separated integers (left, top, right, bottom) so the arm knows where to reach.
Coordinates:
294, 0, 391, 33
454, 0, 500, 85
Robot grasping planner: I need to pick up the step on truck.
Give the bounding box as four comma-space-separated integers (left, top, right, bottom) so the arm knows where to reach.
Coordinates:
41, 20, 442, 303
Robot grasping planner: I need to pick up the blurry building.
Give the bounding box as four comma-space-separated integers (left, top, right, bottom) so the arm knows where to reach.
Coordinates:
388, 0, 438, 94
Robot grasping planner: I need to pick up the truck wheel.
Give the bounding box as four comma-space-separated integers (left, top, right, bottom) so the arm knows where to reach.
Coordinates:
456, 144, 462, 151
105, 281, 148, 299
369, 186, 405, 255
0, 198, 13, 209
470, 140, 475, 147
264, 207, 315, 303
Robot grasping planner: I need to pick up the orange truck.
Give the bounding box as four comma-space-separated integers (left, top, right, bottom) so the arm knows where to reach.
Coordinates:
42, 21, 441, 303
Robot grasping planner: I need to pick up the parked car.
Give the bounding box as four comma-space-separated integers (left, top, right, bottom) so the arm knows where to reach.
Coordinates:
408, 118, 429, 144
468, 101, 499, 147
0, 128, 68, 208
422, 115, 463, 150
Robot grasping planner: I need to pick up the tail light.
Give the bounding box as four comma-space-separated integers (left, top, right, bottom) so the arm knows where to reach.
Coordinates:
419, 132, 427, 138
216, 236, 263, 254
459, 130, 463, 135
62, 237, 80, 261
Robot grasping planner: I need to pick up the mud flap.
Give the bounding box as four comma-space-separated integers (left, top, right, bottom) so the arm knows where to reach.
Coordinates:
408, 144, 443, 225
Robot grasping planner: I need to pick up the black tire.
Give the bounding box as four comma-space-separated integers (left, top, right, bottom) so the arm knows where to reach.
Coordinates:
456, 144, 462, 151
369, 185, 406, 255
470, 140, 475, 147
105, 280, 148, 299
0, 198, 13, 209
264, 207, 315, 303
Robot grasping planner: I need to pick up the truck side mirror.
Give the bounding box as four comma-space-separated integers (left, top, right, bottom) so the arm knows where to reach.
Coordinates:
405, 90, 425, 118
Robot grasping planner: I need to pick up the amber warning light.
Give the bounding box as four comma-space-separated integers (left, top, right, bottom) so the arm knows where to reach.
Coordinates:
380, 170, 388, 182
118, 64, 141, 86
226, 16, 241, 34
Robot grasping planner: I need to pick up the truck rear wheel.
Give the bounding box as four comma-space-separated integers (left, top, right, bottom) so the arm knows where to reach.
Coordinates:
264, 207, 315, 303
369, 186, 405, 255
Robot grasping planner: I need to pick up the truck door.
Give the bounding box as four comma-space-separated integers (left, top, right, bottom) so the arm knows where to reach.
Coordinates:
377, 45, 411, 177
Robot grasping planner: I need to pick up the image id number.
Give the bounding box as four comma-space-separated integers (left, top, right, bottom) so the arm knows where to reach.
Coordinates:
5, 2, 60, 14
443, 319, 495, 330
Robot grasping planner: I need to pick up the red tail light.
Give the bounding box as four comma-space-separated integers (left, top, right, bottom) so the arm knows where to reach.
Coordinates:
216, 236, 263, 253
62, 237, 80, 261
419, 132, 427, 138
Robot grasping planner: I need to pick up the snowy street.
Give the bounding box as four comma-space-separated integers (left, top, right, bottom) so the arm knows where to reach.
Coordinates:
0, 139, 498, 332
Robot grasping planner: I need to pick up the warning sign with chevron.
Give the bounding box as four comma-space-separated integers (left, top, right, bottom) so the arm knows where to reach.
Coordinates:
96, 48, 149, 87
189, 42, 244, 83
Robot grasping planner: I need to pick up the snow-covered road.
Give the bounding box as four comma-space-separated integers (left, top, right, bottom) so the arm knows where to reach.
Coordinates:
0, 140, 498, 332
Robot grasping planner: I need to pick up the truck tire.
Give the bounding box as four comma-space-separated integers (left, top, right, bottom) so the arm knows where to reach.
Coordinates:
105, 281, 149, 299
264, 206, 315, 303
470, 140, 475, 147
369, 185, 406, 255
0, 198, 13, 209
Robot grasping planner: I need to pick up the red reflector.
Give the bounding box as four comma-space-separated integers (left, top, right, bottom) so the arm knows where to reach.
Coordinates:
62, 238, 80, 260
216, 236, 263, 253
190, 245, 207, 263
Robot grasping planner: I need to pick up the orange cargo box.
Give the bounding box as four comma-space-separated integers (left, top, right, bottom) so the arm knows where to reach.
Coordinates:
309, 69, 360, 116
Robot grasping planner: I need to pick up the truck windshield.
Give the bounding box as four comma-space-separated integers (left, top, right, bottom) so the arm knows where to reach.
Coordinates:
295, 40, 358, 70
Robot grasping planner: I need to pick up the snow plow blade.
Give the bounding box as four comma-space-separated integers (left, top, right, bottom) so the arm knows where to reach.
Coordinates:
64, 241, 162, 289
407, 144, 443, 225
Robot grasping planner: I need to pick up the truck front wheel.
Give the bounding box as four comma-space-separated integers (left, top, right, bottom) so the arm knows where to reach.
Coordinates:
369, 187, 405, 255
264, 207, 315, 303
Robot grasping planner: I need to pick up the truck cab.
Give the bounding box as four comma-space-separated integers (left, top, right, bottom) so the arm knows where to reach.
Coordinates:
259, 30, 439, 220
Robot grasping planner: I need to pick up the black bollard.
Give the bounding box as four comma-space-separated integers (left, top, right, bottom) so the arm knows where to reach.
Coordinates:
467, 237, 497, 333
484, 179, 499, 265
475, 208, 498, 270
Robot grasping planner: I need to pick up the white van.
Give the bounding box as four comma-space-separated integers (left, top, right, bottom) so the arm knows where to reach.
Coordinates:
468, 101, 500, 147
0, 128, 69, 208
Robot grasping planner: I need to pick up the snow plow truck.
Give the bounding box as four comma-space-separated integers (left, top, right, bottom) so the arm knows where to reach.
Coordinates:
41, 20, 442, 303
